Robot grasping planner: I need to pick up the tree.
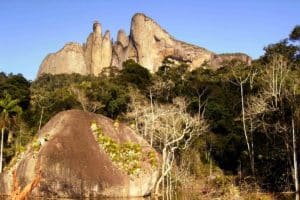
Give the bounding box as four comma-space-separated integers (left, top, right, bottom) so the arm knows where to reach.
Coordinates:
229, 64, 258, 176
118, 59, 152, 91
69, 81, 104, 113
290, 25, 300, 42
286, 79, 300, 200
0, 73, 30, 110
0, 92, 22, 173
248, 54, 300, 192
30, 89, 56, 131
131, 97, 208, 195
260, 39, 298, 65
156, 63, 190, 99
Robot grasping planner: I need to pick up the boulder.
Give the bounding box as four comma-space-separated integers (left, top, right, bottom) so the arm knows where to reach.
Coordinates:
0, 110, 159, 198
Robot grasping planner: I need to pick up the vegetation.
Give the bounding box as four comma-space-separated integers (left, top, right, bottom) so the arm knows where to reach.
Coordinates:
0, 25, 299, 199
90, 122, 158, 176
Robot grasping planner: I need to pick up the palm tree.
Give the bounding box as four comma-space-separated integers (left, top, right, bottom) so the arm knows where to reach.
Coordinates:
0, 92, 22, 173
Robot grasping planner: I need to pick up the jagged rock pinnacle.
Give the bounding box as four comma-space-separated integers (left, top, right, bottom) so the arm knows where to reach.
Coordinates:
117, 29, 129, 47
93, 21, 102, 35
37, 13, 251, 77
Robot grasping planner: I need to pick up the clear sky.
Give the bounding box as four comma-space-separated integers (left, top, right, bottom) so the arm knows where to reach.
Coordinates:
0, 0, 299, 80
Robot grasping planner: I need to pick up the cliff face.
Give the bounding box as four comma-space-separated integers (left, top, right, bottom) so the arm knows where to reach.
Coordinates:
37, 13, 252, 77
38, 42, 88, 75
128, 13, 215, 72
210, 53, 252, 69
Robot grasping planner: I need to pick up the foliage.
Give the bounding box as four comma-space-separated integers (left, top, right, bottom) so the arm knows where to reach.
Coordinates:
118, 59, 152, 91
30, 73, 130, 126
0, 91, 23, 170
0, 73, 30, 110
290, 25, 300, 41
90, 122, 157, 176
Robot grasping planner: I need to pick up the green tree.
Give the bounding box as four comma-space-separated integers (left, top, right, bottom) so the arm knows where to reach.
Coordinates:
290, 25, 300, 41
118, 59, 152, 91
0, 73, 30, 110
0, 92, 22, 172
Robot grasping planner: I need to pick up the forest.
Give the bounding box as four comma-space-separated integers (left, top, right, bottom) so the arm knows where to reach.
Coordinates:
0, 26, 299, 199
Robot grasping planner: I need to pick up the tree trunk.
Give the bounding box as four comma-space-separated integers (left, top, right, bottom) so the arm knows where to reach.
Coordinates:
150, 89, 154, 146
38, 107, 44, 131
250, 118, 255, 176
292, 118, 299, 200
240, 83, 254, 175
155, 147, 167, 195
0, 127, 4, 173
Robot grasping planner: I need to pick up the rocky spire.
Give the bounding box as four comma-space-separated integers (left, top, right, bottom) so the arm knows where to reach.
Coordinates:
93, 21, 102, 35
117, 29, 129, 47
99, 30, 112, 72
85, 21, 103, 75
37, 13, 252, 77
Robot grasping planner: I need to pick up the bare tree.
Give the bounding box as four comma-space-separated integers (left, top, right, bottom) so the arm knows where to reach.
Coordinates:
131, 97, 208, 196
69, 81, 104, 113
30, 90, 55, 131
292, 117, 299, 200
265, 55, 289, 108
230, 68, 256, 175
249, 54, 299, 196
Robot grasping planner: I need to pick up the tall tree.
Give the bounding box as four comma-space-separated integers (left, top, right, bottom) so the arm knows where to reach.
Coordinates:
130, 97, 208, 195
230, 65, 257, 175
0, 92, 22, 173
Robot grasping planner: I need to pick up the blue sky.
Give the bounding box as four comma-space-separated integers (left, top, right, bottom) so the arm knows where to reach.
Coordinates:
0, 0, 299, 80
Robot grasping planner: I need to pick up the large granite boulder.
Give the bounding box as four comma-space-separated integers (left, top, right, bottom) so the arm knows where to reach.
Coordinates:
0, 110, 159, 198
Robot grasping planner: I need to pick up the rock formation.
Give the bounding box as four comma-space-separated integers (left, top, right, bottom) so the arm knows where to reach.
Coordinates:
84, 21, 103, 75
0, 110, 159, 198
129, 13, 215, 72
117, 29, 129, 47
100, 31, 112, 70
37, 13, 252, 77
210, 53, 252, 69
37, 42, 88, 75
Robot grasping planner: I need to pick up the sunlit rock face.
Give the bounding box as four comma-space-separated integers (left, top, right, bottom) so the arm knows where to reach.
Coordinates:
100, 31, 113, 72
38, 42, 88, 75
84, 21, 103, 75
129, 13, 215, 72
37, 13, 251, 77
209, 53, 252, 69
0, 110, 160, 198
